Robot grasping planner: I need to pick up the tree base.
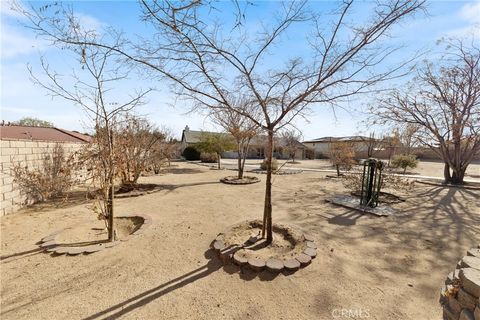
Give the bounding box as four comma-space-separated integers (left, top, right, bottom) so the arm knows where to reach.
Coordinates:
211, 220, 316, 273
220, 176, 261, 185
38, 214, 152, 255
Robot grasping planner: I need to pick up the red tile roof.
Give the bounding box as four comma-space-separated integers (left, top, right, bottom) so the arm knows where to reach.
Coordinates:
0, 125, 91, 143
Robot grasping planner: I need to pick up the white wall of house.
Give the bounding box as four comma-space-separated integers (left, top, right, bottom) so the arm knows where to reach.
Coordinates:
303, 142, 330, 157
304, 140, 370, 158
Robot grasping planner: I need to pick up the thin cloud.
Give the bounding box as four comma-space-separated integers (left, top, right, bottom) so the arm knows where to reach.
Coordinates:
0, 24, 47, 59
0, 1, 27, 19
446, 0, 480, 38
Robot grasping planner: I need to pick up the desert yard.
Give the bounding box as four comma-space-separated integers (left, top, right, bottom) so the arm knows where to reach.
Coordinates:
219, 159, 480, 182
1, 162, 479, 320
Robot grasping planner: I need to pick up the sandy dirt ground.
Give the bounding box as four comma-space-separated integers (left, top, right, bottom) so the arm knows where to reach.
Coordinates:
220, 158, 480, 181
1, 162, 479, 320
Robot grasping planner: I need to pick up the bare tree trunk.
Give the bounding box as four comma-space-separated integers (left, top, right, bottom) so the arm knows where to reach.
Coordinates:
451, 143, 466, 185
237, 144, 243, 179
443, 163, 451, 184
336, 164, 340, 177
107, 131, 115, 242
108, 178, 115, 241
217, 153, 221, 169
451, 167, 466, 185
262, 129, 274, 244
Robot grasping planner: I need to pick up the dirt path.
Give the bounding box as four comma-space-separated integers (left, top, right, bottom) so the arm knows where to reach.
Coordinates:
1, 162, 479, 320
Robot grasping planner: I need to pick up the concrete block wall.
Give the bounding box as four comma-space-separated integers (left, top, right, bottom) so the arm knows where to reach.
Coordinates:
440, 245, 480, 320
1, 139, 86, 216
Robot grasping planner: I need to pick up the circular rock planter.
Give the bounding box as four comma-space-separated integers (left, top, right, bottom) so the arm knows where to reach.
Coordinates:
220, 176, 261, 185
211, 220, 316, 274
114, 184, 163, 199
251, 169, 303, 175
38, 214, 152, 255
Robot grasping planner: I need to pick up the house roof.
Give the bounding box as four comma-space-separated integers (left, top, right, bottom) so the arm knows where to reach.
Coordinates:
0, 125, 91, 143
303, 136, 371, 143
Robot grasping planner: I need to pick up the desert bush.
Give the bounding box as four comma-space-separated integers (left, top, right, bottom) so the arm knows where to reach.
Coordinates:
391, 154, 419, 173
305, 148, 315, 159
200, 152, 218, 163
315, 152, 327, 159
329, 142, 356, 176
12, 144, 77, 203
196, 132, 235, 169
182, 146, 201, 160
261, 158, 278, 171
147, 129, 178, 174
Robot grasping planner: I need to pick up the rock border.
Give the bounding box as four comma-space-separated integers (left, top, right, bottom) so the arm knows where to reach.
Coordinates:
440, 244, 480, 320
220, 176, 261, 185
211, 221, 316, 274
251, 169, 303, 175
115, 186, 163, 199
37, 214, 152, 256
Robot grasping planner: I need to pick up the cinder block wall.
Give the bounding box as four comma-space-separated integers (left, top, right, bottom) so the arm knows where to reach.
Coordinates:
440, 245, 480, 320
1, 139, 86, 216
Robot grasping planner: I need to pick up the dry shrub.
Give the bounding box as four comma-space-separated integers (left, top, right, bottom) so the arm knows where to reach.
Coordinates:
391, 154, 419, 173
12, 144, 77, 203
342, 166, 415, 195
261, 158, 278, 170
329, 142, 356, 176
200, 152, 218, 163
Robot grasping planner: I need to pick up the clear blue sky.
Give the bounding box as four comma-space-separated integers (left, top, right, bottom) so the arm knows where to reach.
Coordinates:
1, 0, 479, 140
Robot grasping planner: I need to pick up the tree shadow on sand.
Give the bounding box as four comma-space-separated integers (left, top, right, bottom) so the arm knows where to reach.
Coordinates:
275, 181, 480, 284
82, 249, 222, 320
0, 247, 45, 264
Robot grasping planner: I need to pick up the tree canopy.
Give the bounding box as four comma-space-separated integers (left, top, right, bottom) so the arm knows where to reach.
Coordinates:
15, 117, 53, 127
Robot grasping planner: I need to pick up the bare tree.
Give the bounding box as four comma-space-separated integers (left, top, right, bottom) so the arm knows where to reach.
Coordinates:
210, 101, 260, 179
115, 114, 161, 188
20, 0, 425, 243
360, 132, 383, 158
374, 38, 480, 184
397, 123, 420, 155
279, 129, 303, 163
29, 45, 150, 241
381, 131, 401, 166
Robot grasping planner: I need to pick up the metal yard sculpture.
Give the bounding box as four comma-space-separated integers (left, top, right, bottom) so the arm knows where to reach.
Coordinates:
360, 158, 384, 208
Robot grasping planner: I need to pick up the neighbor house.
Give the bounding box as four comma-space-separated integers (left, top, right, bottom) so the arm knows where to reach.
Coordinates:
302, 136, 377, 159
0, 124, 91, 215
181, 125, 306, 160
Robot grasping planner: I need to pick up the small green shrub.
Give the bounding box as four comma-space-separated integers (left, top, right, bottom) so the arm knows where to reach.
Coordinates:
182, 146, 200, 160
260, 158, 278, 171
391, 154, 419, 173
200, 152, 218, 163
